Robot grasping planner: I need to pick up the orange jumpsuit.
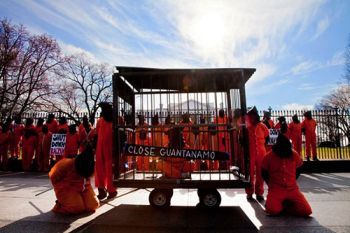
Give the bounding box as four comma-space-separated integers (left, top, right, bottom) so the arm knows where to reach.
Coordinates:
47, 119, 59, 133
57, 123, 69, 133
262, 150, 312, 216
10, 124, 24, 157
245, 122, 269, 196
301, 119, 317, 159
22, 126, 38, 171
95, 118, 116, 193
64, 133, 80, 157
0, 131, 10, 169
36, 131, 52, 172
49, 158, 99, 214
78, 124, 90, 152
214, 116, 231, 169
288, 122, 302, 156
268, 119, 275, 129
135, 123, 151, 170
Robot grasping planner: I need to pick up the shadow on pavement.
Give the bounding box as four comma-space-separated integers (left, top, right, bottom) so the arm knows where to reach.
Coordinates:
0, 209, 93, 233
71, 204, 258, 233
247, 200, 337, 233
299, 173, 350, 194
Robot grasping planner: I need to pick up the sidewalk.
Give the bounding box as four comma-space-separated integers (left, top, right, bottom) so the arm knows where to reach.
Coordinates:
0, 172, 349, 233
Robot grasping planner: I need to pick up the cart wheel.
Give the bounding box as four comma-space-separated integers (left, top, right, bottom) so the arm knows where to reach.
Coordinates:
198, 189, 221, 208
149, 189, 172, 208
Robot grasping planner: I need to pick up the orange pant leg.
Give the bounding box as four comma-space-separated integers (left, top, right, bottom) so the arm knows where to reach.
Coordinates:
285, 189, 312, 217
245, 155, 264, 196
265, 188, 285, 215
82, 183, 100, 212
22, 145, 34, 171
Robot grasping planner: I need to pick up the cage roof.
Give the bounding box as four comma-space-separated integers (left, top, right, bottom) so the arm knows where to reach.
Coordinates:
114, 67, 256, 93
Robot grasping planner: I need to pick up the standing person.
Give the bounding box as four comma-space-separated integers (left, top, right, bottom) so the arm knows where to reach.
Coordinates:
49, 145, 99, 214
180, 113, 195, 148
64, 125, 80, 158
95, 102, 117, 200
10, 116, 24, 158
262, 111, 275, 129
36, 125, 52, 172
0, 124, 10, 170
261, 134, 312, 217
289, 115, 302, 156
22, 118, 38, 171
214, 109, 231, 169
78, 116, 92, 152
135, 114, 151, 171
46, 114, 58, 133
245, 106, 269, 202
57, 117, 69, 133
35, 118, 44, 134
301, 111, 318, 161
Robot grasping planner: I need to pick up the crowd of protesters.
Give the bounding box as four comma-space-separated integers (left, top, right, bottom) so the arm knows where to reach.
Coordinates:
0, 104, 316, 217
0, 113, 94, 172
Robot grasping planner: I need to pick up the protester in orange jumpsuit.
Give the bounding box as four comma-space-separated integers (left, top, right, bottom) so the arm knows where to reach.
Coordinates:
301, 111, 318, 161
78, 116, 92, 152
50, 145, 99, 215
95, 102, 117, 200
289, 115, 302, 156
162, 115, 172, 147
262, 111, 275, 129
245, 106, 269, 202
35, 118, 44, 134
22, 118, 38, 171
0, 124, 10, 170
180, 113, 195, 147
57, 117, 69, 134
160, 127, 192, 178
64, 125, 80, 158
135, 115, 151, 171
36, 125, 52, 172
46, 114, 58, 133
214, 109, 231, 169
232, 109, 243, 168
10, 116, 24, 158
262, 134, 312, 217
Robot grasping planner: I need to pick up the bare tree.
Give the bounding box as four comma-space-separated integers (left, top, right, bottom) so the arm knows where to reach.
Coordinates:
48, 54, 112, 124
0, 19, 65, 121
318, 85, 350, 145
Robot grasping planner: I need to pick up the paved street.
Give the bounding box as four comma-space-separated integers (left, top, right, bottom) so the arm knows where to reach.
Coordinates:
0, 172, 350, 233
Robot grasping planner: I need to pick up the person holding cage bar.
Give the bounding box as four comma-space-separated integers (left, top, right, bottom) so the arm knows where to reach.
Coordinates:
135, 114, 151, 171
245, 106, 269, 202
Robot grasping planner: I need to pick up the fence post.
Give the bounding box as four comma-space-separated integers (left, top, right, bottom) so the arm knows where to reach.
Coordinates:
335, 108, 342, 159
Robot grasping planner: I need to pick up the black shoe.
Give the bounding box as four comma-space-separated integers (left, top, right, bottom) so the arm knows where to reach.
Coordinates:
246, 195, 254, 202
97, 188, 107, 200
256, 195, 265, 202
313, 157, 319, 162
306, 157, 310, 162
107, 191, 118, 199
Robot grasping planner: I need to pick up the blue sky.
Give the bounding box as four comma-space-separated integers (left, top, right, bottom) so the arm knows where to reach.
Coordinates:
1, 0, 349, 110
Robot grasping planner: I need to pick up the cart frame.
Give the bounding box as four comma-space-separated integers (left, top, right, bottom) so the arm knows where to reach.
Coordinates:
112, 67, 255, 191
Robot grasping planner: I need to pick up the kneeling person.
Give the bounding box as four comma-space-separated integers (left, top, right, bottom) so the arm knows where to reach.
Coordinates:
262, 134, 312, 217
49, 145, 99, 215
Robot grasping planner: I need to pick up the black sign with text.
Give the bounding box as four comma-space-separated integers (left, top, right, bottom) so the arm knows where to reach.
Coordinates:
124, 144, 230, 161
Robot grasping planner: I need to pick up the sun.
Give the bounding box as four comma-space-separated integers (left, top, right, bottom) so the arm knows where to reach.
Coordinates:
189, 12, 227, 50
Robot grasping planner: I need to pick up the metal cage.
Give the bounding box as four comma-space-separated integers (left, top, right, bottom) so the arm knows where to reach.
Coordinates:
112, 67, 255, 192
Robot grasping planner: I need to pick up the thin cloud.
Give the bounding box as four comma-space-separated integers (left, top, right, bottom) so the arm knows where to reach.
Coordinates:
311, 16, 330, 40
